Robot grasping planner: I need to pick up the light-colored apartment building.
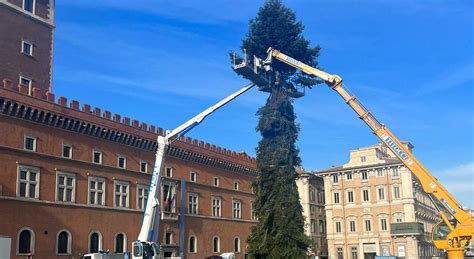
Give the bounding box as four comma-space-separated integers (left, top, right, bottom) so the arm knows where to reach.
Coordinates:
316, 142, 444, 259
296, 168, 328, 258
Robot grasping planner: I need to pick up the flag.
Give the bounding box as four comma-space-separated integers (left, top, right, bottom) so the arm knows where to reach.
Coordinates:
168, 193, 176, 211
164, 187, 172, 211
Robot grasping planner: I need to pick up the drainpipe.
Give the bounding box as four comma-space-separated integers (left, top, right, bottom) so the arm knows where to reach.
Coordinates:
386, 166, 394, 255
179, 179, 186, 258
341, 172, 349, 259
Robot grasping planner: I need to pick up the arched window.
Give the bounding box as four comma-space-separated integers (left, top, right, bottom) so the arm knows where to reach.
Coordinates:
212, 236, 220, 253
234, 237, 240, 252
115, 232, 127, 253
17, 227, 34, 254
89, 231, 102, 253
188, 235, 197, 253
57, 230, 71, 254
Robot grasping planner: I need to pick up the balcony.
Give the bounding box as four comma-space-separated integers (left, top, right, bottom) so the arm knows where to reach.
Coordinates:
161, 211, 178, 221
390, 222, 424, 236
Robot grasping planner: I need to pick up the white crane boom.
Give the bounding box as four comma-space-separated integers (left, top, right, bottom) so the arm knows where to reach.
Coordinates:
132, 83, 255, 259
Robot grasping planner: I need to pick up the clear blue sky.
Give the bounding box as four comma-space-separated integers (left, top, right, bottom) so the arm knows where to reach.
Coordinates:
52, 1, 473, 207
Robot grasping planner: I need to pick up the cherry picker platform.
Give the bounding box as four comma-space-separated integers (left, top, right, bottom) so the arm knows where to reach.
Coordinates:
232, 51, 305, 98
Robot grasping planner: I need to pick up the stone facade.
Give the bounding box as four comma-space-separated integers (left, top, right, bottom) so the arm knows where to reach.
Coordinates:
296, 169, 328, 257
0, 0, 55, 92
317, 143, 443, 259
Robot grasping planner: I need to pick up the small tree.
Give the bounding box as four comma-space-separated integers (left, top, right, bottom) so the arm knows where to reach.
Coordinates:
233, 0, 321, 258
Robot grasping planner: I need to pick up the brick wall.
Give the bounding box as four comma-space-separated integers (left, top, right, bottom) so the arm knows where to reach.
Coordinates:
0, 87, 257, 258
0, 1, 53, 92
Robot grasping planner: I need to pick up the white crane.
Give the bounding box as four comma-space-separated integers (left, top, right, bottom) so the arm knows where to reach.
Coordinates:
132, 83, 255, 259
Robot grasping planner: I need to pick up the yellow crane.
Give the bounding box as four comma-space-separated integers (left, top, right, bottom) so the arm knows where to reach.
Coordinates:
234, 47, 473, 258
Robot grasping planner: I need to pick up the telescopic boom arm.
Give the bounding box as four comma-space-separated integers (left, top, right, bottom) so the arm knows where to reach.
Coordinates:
257, 47, 473, 258
133, 83, 255, 259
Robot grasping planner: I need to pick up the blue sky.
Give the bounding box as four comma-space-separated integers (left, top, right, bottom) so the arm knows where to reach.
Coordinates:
52, 1, 473, 207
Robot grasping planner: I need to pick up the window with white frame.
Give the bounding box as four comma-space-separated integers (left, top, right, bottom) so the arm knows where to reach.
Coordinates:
361, 171, 368, 180
21, 40, 33, 56
56, 230, 71, 255
62, 144, 72, 158
137, 185, 148, 210
115, 233, 126, 253
360, 156, 367, 162
188, 193, 198, 215
310, 205, 316, 218
188, 235, 197, 253
19, 76, 32, 95
251, 201, 257, 220
362, 189, 370, 202
162, 183, 175, 212
392, 167, 400, 177
24, 135, 36, 151
364, 219, 372, 231
234, 237, 241, 252
337, 247, 343, 259
351, 247, 358, 259
395, 214, 404, 222
89, 232, 102, 253
140, 161, 147, 173
92, 150, 102, 164
17, 227, 34, 254
344, 192, 353, 204
332, 174, 339, 183
117, 156, 126, 169
23, 0, 35, 13
318, 191, 324, 204
56, 172, 75, 202
212, 236, 220, 253
17, 165, 39, 199
165, 167, 173, 177
165, 232, 173, 245
114, 181, 129, 208
190, 171, 197, 182
311, 220, 316, 233
311, 189, 317, 202
232, 200, 241, 219
377, 168, 384, 177
378, 187, 385, 200
349, 220, 356, 232
234, 181, 239, 190
333, 192, 340, 204
213, 177, 219, 187
335, 222, 342, 233
346, 172, 353, 180
89, 176, 105, 205
212, 197, 221, 217
319, 220, 325, 234
393, 186, 401, 199
381, 218, 388, 231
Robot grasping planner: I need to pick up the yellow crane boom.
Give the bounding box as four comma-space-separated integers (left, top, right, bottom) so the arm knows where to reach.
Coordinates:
256, 47, 473, 258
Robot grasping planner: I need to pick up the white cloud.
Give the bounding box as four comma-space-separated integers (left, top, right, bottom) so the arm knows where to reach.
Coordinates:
58, 0, 259, 24
411, 63, 474, 97
433, 162, 474, 208
436, 162, 474, 177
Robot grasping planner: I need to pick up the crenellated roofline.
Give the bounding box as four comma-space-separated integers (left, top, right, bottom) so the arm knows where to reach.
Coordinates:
0, 79, 257, 175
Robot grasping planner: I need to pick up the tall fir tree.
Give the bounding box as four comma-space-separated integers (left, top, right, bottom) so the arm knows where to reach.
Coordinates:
234, 0, 321, 258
